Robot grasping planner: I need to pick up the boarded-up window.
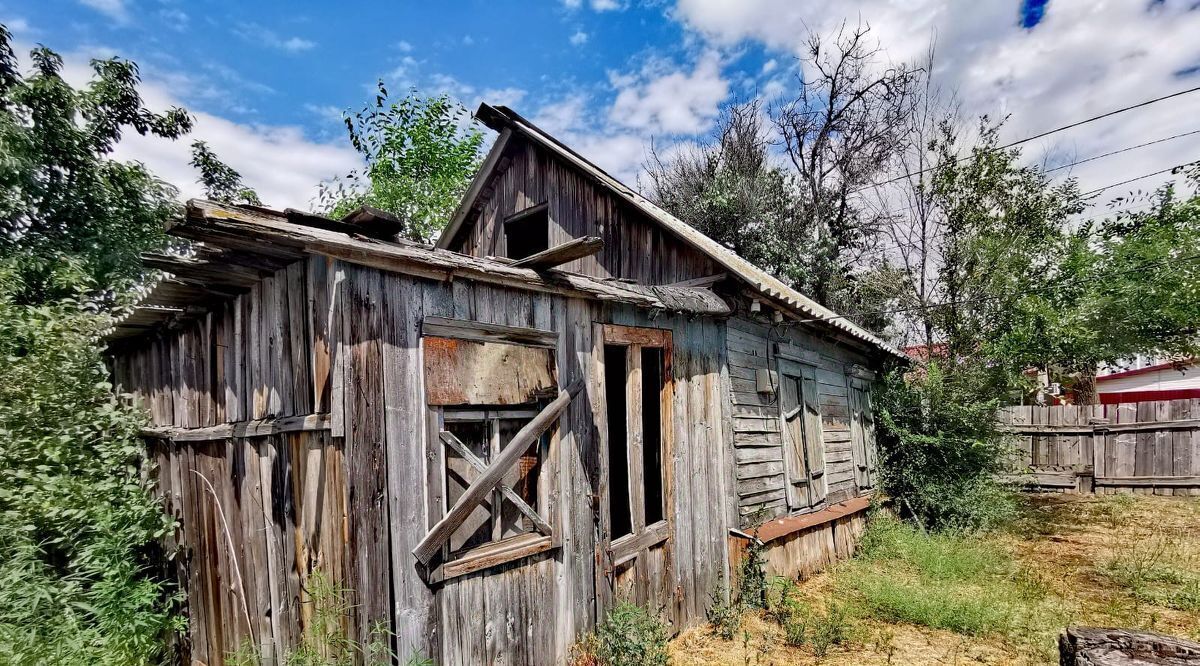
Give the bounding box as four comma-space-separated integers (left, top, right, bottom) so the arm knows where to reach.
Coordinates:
424, 337, 556, 406
422, 318, 558, 578
443, 408, 545, 554
779, 358, 826, 509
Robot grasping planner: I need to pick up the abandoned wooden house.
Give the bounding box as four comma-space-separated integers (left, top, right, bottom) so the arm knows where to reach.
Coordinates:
106, 104, 904, 665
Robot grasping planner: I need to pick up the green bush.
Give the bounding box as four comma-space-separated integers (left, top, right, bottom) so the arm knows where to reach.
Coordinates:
594, 602, 669, 666
0, 272, 179, 664
874, 363, 1019, 531
764, 576, 802, 625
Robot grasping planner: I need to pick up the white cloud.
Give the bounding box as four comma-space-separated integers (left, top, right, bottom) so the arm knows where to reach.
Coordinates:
280, 36, 315, 53
78, 0, 128, 23
304, 103, 345, 124
396, 40, 413, 52
761, 58, 777, 74
480, 87, 527, 109
462, 35, 475, 46
159, 8, 188, 31
34, 42, 360, 208
3, 17, 33, 35
562, 0, 625, 11
671, 0, 1200, 204
532, 93, 590, 135
570, 30, 589, 46
233, 23, 316, 54
608, 50, 729, 134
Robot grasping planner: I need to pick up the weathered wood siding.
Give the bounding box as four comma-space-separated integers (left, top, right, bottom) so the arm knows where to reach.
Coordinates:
112, 256, 734, 665
449, 140, 721, 284
148, 430, 346, 664
111, 256, 331, 427
725, 315, 878, 526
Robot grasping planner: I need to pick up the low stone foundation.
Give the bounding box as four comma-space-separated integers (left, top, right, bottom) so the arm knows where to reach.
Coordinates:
1059, 627, 1200, 665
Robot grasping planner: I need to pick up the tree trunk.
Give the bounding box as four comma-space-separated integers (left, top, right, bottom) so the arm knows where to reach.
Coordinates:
1074, 368, 1098, 405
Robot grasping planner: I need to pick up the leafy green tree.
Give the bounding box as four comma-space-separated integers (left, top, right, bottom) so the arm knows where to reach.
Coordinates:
320, 84, 485, 242
0, 266, 180, 664
0, 26, 192, 303
992, 163, 1200, 402
190, 140, 261, 205
929, 118, 1083, 361
645, 100, 802, 281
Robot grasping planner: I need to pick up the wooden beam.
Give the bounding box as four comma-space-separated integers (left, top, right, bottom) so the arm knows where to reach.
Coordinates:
413, 379, 583, 564
422, 316, 557, 348
435, 533, 553, 582
1094, 475, 1200, 487
511, 235, 603, 271
143, 413, 331, 442
439, 431, 553, 536
664, 273, 726, 288
339, 205, 406, 240
1001, 418, 1200, 435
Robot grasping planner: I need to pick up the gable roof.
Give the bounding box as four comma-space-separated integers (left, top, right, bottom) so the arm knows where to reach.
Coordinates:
439, 103, 904, 360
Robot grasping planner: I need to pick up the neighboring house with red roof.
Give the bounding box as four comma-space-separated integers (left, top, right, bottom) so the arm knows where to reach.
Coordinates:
1095, 359, 1200, 404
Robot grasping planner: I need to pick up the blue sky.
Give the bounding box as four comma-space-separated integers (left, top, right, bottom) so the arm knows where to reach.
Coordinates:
4, 0, 1200, 210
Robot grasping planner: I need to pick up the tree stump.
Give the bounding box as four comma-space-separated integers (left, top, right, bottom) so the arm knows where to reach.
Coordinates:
1060, 627, 1200, 665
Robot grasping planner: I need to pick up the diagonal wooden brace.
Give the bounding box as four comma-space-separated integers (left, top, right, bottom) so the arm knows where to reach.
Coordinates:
414, 378, 584, 565
438, 430, 553, 537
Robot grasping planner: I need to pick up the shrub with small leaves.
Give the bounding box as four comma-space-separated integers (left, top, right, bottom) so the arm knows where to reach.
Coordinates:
737, 536, 767, 609
0, 265, 179, 664
593, 602, 669, 666
707, 579, 741, 640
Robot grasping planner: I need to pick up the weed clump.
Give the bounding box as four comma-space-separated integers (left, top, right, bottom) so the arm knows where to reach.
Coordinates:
574, 602, 669, 666
1102, 527, 1200, 612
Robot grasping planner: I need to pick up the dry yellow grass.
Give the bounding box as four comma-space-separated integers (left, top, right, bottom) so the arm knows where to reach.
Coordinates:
669, 494, 1200, 666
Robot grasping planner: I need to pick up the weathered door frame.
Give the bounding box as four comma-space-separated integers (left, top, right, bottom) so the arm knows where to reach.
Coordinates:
591, 323, 675, 620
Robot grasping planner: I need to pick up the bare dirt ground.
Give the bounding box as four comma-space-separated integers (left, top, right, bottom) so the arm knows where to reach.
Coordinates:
669, 494, 1200, 665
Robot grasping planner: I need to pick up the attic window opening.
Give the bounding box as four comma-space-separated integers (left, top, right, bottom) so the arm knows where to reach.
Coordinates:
504, 203, 550, 260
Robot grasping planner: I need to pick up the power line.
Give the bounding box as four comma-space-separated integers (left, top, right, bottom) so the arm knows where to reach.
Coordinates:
1043, 129, 1200, 174
1081, 160, 1200, 197
852, 84, 1200, 193
865, 146, 1198, 231
797, 250, 1200, 325
866, 198, 1165, 257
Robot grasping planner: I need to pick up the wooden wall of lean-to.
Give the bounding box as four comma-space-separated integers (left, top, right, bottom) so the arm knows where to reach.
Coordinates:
111, 255, 736, 665
725, 315, 876, 527
451, 140, 722, 285
110, 256, 333, 429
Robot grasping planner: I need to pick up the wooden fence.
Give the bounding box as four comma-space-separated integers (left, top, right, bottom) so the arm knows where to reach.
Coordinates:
999, 400, 1200, 495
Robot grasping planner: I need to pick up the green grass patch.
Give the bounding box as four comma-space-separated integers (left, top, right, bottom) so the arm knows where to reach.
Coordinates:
833, 514, 1067, 653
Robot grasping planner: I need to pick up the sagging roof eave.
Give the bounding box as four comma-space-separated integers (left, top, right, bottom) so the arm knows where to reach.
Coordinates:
106, 199, 732, 342
453, 103, 905, 362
